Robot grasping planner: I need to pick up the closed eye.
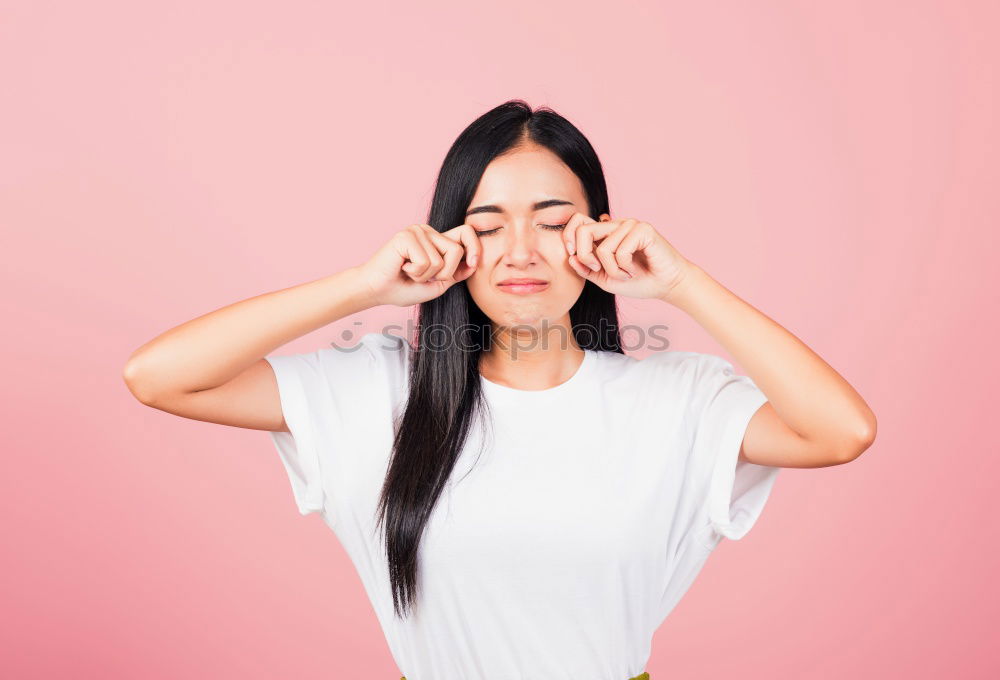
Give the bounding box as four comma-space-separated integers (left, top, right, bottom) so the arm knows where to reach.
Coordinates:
476, 223, 567, 237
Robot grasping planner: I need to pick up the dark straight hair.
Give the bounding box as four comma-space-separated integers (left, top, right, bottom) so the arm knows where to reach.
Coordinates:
373, 99, 625, 619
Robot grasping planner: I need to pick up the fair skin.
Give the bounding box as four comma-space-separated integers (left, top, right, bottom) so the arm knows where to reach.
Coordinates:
123, 141, 875, 469
462, 144, 589, 390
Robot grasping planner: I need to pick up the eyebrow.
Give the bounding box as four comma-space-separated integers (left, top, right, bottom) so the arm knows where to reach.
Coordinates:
465, 199, 575, 217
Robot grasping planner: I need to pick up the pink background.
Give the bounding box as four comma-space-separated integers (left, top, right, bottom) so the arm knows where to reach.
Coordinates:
3, 0, 997, 677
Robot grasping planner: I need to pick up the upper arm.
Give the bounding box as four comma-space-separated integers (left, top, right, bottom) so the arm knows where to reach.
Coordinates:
130, 358, 289, 433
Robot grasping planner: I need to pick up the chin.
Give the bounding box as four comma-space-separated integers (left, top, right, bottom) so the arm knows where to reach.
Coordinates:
499, 307, 546, 328
496, 300, 571, 332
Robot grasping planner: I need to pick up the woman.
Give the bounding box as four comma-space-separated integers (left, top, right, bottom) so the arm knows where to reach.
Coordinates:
123, 99, 876, 679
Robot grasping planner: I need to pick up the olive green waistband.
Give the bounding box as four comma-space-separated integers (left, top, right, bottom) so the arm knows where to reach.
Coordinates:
401, 674, 649, 679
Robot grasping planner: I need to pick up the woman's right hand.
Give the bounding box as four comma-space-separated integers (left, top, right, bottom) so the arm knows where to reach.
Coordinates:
357, 223, 482, 307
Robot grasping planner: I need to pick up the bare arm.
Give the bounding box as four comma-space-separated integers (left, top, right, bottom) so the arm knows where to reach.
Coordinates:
122, 266, 377, 432
561, 212, 876, 469
665, 264, 877, 467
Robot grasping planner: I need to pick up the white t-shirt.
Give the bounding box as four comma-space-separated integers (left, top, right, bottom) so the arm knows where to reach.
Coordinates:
265, 331, 780, 680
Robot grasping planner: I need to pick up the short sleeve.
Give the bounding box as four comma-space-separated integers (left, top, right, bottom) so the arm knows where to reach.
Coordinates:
264, 332, 410, 518
684, 354, 780, 549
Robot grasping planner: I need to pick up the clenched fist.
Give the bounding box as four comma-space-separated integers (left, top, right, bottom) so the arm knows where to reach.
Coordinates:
357, 224, 482, 307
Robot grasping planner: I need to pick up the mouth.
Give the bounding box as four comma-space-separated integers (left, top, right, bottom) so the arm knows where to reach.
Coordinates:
497, 279, 549, 295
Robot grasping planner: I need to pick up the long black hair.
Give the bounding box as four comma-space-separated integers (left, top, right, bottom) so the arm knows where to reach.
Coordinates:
373, 99, 625, 619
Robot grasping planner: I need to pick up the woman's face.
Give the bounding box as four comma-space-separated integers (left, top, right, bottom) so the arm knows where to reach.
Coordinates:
463, 143, 590, 337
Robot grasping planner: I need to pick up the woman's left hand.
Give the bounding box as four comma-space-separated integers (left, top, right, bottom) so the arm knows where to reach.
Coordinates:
564, 212, 694, 302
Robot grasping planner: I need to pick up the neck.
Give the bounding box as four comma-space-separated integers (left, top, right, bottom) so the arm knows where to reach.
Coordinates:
480, 319, 584, 390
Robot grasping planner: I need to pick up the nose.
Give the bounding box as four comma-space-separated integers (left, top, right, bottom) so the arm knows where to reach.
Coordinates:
501, 221, 540, 268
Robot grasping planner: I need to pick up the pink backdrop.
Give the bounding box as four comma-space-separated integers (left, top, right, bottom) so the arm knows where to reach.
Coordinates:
3, 0, 997, 677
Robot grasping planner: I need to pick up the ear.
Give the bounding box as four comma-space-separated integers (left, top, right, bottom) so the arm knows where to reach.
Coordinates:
599, 213, 611, 222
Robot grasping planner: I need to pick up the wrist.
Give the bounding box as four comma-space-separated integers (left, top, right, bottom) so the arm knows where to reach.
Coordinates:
659, 262, 708, 310
339, 265, 382, 311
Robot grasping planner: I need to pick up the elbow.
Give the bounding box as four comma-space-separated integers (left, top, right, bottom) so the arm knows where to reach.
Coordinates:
122, 354, 161, 406
835, 409, 877, 463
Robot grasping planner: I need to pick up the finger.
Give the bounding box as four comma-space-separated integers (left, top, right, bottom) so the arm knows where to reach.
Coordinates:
424, 228, 466, 281
567, 254, 594, 279
403, 228, 443, 283
569, 253, 611, 287
443, 223, 482, 268
562, 211, 594, 256
408, 225, 445, 282
595, 219, 636, 280
575, 220, 621, 273
615, 221, 652, 274
398, 230, 431, 279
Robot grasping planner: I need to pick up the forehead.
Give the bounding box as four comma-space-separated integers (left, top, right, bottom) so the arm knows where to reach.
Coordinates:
468, 146, 586, 211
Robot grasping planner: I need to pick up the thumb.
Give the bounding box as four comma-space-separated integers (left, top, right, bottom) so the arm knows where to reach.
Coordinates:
453, 264, 476, 282
568, 254, 594, 278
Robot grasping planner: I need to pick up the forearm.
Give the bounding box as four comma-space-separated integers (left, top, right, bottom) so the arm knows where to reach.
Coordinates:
123, 265, 376, 400
665, 264, 876, 448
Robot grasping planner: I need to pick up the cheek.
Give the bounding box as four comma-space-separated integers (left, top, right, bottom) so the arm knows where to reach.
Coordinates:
550, 240, 571, 263
546, 240, 575, 273
465, 267, 489, 297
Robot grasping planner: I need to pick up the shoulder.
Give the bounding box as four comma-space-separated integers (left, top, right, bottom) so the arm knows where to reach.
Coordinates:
273, 331, 411, 391
608, 350, 749, 408
621, 349, 735, 384
338, 331, 412, 382
358, 330, 412, 353
317, 331, 412, 365
355, 331, 412, 362
587, 347, 703, 392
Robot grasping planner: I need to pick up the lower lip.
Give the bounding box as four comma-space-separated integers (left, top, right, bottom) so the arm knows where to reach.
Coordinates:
498, 282, 549, 295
